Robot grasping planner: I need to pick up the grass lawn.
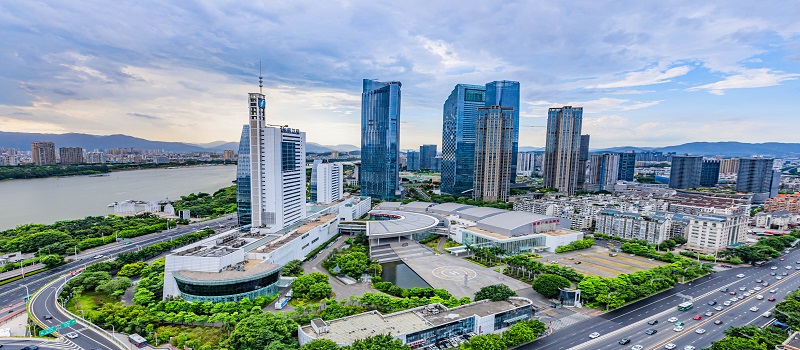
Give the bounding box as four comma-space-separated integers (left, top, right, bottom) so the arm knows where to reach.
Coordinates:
66, 291, 117, 315
154, 325, 227, 348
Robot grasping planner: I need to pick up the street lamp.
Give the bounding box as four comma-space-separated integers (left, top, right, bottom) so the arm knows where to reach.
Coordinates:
74, 246, 78, 260
605, 291, 619, 311
22, 284, 30, 301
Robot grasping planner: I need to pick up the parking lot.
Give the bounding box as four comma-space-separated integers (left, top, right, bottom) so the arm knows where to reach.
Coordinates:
537, 246, 666, 278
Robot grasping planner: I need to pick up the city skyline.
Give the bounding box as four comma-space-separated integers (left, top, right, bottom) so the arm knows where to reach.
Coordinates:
1, 1, 799, 149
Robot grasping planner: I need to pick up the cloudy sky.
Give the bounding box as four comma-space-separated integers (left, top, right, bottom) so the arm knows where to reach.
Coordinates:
1, 1, 798, 149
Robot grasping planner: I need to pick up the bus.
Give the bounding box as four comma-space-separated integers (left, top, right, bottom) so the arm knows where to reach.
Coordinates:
128, 334, 148, 348
677, 302, 693, 311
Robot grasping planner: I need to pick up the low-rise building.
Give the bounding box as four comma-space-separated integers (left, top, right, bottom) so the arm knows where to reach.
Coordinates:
754, 210, 799, 231
595, 210, 672, 244
298, 297, 534, 348
685, 214, 747, 254
765, 193, 800, 214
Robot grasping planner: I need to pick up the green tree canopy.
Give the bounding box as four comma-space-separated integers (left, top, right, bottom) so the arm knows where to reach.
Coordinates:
532, 274, 571, 298
301, 339, 338, 350
229, 313, 299, 350
346, 334, 408, 350
474, 284, 517, 302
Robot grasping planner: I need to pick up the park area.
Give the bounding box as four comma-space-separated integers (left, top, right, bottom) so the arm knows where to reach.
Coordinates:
539, 246, 667, 278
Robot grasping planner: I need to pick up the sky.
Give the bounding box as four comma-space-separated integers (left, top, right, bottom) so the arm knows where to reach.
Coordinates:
0, 1, 799, 149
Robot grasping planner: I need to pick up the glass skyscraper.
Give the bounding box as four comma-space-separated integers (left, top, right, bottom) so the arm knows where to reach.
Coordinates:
441, 84, 486, 195
360, 79, 401, 200
543, 106, 583, 195
236, 124, 251, 227
485, 81, 520, 182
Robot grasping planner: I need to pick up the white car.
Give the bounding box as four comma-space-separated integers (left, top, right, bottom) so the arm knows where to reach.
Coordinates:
737, 274, 745, 278
744, 292, 752, 297
770, 289, 778, 293
729, 297, 738, 302
748, 290, 755, 294
589, 332, 600, 339
696, 328, 706, 334
757, 295, 764, 300
66, 332, 78, 339
777, 276, 784, 280
755, 287, 762, 291
750, 307, 760, 312
632, 346, 643, 350
771, 266, 778, 270
723, 301, 732, 306
665, 344, 676, 350
714, 306, 723, 311
787, 266, 793, 269
684, 346, 695, 350
673, 326, 684, 332
668, 317, 679, 323
739, 286, 747, 291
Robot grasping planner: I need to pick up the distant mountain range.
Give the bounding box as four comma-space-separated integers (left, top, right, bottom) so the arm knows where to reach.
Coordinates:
0, 131, 359, 154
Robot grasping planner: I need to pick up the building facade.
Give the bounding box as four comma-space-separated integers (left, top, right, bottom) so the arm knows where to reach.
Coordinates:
700, 159, 721, 187
765, 193, 800, 214
685, 214, 747, 254
595, 210, 671, 244
617, 151, 636, 182
86, 150, 106, 164
310, 160, 343, 204
420, 144, 437, 171
543, 106, 583, 195
473, 106, 515, 202
516, 151, 535, 177
719, 158, 740, 174
222, 150, 235, 160
669, 155, 703, 189
237, 124, 251, 227
736, 157, 779, 200
360, 79, 401, 200
58, 147, 84, 164
407, 151, 420, 171
31, 141, 56, 165
485, 81, 520, 182
576, 135, 590, 189
585, 153, 619, 191
441, 84, 486, 196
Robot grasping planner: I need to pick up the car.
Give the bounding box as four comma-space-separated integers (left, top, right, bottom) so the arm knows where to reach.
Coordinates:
92, 255, 104, 259
550, 260, 558, 264
43, 315, 53, 320
714, 320, 723, 325
704, 311, 714, 317
693, 315, 702, 320
772, 266, 779, 270
796, 261, 800, 264
769, 297, 776, 301
665, 344, 677, 350
684, 346, 695, 350
66, 332, 78, 339
707, 301, 717, 305
21, 347, 39, 350
723, 301, 732, 306
630, 254, 635, 256
589, 332, 600, 339
757, 295, 764, 300
730, 291, 737, 295
696, 328, 706, 334
738, 295, 744, 300
788, 266, 793, 269
750, 307, 760, 312
749, 289, 756, 294
673, 326, 684, 332
770, 289, 778, 293
645, 329, 658, 335
756, 279, 763, 283
777, 276, 784, 280
648, 320, 659, 325
568, 257, 574, 260
795, 266, 800, 270
783, 272, 789, 276
739, 286, 747, 291
763, 282, 770, 286
720, 288, 729, 292
675, 321, 685, 326
781, 258, 786, 261
737, 273, 746, 278
771, 272, 777, 276
729, 297, 738, 302
744, 292, 752, 297
575, 261, 582, 264
619, 338, 631, 345
631, 346, 643, 350
566, 264, 572, 268
755, 287, 763, 291
668, 317, 678, 323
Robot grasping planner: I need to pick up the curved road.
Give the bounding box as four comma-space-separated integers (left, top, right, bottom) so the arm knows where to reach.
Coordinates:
0, 338, 81, 350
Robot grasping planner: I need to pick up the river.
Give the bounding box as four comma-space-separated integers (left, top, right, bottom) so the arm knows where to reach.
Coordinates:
0, 165, 236, 231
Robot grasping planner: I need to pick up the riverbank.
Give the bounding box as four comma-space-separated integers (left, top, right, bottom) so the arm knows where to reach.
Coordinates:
0, 160, 235, 181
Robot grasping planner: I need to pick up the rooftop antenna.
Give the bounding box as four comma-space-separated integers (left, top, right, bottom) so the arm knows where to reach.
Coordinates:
258, 61, 263, 94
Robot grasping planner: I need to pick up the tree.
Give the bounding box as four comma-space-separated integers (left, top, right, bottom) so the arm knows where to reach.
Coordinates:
532, 274, 572, 298
462, 334, 507, 350
308, 282, 333, 300
501, 321, 537, 347
118, 261, 148, 277
132, 289, 155, 306
337, 252, 370, 278
229, 313, 299, 350
39, 254, 64, 268
347, 334, 408, 350
672, 236, 687, 245
282, 259, 304, 277
474, 284, 517, 302
708, 337, 766, 350
293, 273, 330, 299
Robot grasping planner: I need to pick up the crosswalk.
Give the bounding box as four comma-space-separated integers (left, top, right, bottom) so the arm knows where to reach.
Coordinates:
542, 313, 593, 331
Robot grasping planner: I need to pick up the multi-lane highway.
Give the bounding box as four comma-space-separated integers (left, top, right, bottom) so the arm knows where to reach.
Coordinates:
0, 337, 81, 350
0, 214, 234, 311
524, 247, 800, 350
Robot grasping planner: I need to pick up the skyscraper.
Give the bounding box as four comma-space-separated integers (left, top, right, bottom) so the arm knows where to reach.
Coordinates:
617, 151, 636, 182
310, 160, 343, 204
586, 153, 619, 191
441, 84, 485, 195
576, 135, 590, 189
360, 79, 401, 200
669, 155, 703, 189
59, 147, 84, 164
700, 159, 721, 187
473, 106, 515, 202
406, 151, 420, 171
543, 106, 583, 195
249, 89, 307, 231
419, 144, 437, 170
236, 124, 251, 227
737, 158, 779, 199
720, 158, 740, 174
31, 141, 56, 165
485, 81, 520, 181
516, 152, 535, 177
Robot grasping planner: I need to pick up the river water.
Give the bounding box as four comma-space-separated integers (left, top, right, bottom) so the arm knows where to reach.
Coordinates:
0, 165, 236, 231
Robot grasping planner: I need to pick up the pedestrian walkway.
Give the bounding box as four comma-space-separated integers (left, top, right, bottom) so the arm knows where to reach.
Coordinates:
543, 312, 593, 331
0, 263, 46, 281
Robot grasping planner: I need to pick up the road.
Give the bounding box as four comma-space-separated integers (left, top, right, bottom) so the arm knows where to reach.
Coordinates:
0, 338, 81, 350
29, 276, 122, 350
524, 248, 800, 350
0, 215, 235, 309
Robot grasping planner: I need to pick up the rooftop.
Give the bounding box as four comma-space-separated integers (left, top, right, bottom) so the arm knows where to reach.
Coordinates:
403, 201, 435, 211
174, 259, 279, 282
542, 229, 581, 237
367, 210, 439, 236
428, 203, 475, 215
456, 206, 507, 221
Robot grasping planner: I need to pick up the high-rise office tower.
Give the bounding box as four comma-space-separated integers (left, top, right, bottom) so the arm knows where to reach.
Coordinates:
719, 158, 740, 174
516, 151, 535, 177
441, 84, 486, 195
248, 86, 307, 231
406, 151, 420, 171
586, 153, 620, 191
58, 147, 84, 164
586, 154, 603, 191
419, 144, 437, 170
31, 142, 56, 165
473, 106, 515, 202
485, 81, 520, 182
543, 106, 583, 195
236, 124, 251, 227
700, 159, 721, 187
737, 158, 780, 198
617, 151, 636, 182
310, 160, 343, 204
576, 135, 590, 189
669, 155, 703, 189
360, 79, 401, 200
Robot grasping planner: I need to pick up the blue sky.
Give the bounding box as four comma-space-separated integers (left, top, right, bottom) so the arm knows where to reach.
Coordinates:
0, 1, 798, 149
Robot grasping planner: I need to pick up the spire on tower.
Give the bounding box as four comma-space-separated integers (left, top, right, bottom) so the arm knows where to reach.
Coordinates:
259, 61, 263, 94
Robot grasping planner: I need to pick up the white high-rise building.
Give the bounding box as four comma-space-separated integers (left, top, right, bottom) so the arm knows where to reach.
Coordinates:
248, 92, 307, 231
311, 160, 343, 204
516, 151, 535, 177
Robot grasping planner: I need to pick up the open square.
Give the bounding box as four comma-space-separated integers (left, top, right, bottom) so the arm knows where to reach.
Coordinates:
537, 246, 667, 278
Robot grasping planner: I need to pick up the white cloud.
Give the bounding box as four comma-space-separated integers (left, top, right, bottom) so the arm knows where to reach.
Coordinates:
687, 68, 800, 95
565, 97, 663, 113
589, 66, 692, 89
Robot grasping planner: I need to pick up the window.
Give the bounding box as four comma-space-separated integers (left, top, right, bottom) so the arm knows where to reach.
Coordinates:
281, 141, 297, 171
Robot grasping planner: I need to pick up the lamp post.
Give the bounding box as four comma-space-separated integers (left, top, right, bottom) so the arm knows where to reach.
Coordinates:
605, 291, 619, 311
74, 246, 78, 260
22, 284, 30, 301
